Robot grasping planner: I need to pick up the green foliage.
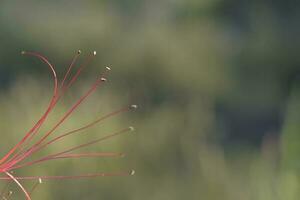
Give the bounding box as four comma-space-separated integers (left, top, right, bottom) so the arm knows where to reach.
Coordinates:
0, 0, 299, 199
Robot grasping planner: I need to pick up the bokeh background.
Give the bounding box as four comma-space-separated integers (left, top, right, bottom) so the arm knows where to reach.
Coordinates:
0, 0, 300, 199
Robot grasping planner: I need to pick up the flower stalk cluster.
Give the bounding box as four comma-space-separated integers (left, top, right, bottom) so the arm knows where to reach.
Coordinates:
0, 51, 136, 200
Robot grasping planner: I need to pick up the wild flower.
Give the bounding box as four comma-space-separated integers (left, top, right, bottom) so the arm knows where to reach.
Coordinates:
0, 51, 136, 200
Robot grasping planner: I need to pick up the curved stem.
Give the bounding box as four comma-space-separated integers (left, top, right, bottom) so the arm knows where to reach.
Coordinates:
5, 171, 31, 200
0, 52, 58, 166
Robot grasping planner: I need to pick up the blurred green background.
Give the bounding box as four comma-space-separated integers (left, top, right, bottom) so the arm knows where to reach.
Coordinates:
0, 0, 300, 199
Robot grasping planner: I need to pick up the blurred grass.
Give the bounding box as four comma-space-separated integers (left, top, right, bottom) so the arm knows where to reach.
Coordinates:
0, 0, 299, 199
0, 76, 299, 199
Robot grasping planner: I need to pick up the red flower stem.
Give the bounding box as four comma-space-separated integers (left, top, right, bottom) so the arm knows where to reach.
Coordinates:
3, 98, 58, 168
0, 171, 134, 181
8, 127, 132, 171
20, 106, 130, 160
17, 51, 95, 154
52, 152, 125, 159
5, 52, 96, 166
60, 51, 81, 89
4, 66, 110, 171
5, 106, 128, 169
33, 71, 109, 148
3, 52, 97, 167
0, 52, 58, 166
5, 77, 107, 170
61, 51, 96, 94
7, 152, 125, 170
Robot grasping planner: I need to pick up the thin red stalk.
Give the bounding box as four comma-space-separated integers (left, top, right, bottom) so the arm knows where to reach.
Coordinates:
8, 127, 133, 171
33, 72, 108, 149
13, 152, 125, 168
61, 51, 96, 94
53, 152, 125, 159
3, 51, 90, 165
18, 50, 91, 152
4, 54, 110, 169
2, 53, 82, 166
2, 99, 58, 169
7, 153, 125, 170
4, 171, 31, 200
9, 67, 110, 166
60, 50, 81, 89
0, 52, 58, 166
5, 67, 110, 171
39, 127, 132, 161
20, 106, 130, 160
30, 80, 99, 148
0, 51, 135, 200
0, 171, 134, 181
7, 70, 110, 169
